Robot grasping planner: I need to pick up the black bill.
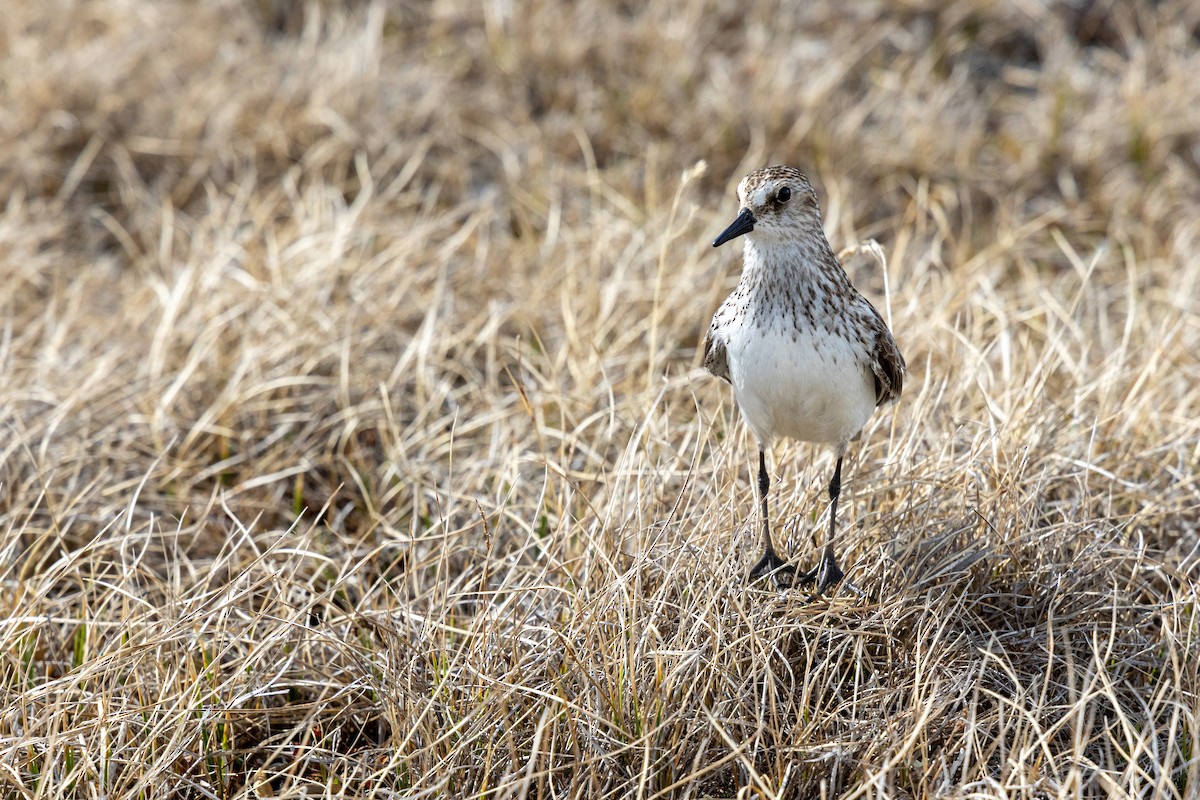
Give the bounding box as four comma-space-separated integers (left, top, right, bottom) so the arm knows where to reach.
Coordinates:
712, 208, 756, 247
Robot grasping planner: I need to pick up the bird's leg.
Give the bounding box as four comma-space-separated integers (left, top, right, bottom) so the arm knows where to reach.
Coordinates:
747, 448, 796, 587
815, 455, 845, 592
795, 454, 846, 592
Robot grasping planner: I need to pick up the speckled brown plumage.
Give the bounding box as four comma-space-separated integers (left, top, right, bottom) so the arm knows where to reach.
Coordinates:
705, 166, 906, 593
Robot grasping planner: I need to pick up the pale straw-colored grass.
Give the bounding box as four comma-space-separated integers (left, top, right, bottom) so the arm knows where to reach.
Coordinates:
1, 1, 1198, 797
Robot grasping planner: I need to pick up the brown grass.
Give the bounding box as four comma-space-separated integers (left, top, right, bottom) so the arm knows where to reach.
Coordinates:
2, 1, 1199, 797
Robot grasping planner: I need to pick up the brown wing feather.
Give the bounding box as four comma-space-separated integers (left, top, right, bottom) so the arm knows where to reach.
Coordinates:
871, 324, 906, 407
859, 299, 905, 407
702, 327, 730, 383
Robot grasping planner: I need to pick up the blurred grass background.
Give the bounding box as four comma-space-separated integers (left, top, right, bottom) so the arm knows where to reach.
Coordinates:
1, 1, 1198, 797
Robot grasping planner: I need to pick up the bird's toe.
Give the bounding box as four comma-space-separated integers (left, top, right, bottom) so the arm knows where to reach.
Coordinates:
815, 559, 844, 594
769, 563, 800, 591
748, 551, 794, 587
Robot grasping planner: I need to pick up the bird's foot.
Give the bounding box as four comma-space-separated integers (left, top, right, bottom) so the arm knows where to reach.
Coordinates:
796, 554, 844, 595
748, 551, 798, 590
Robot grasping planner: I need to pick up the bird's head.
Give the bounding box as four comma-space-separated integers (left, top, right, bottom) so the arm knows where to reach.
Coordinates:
712, 166, 821, 247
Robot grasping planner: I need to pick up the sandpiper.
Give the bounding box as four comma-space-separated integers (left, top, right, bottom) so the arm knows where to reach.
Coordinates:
704, 166, 905, 592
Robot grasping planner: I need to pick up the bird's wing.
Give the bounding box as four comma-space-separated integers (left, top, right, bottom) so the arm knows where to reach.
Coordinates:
702, 325, 731, 383
861, 301, 905, 407
870, 322, 906, 407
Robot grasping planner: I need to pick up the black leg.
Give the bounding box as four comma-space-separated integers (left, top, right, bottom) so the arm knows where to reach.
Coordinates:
747, 448, 795, 586
794, 454, 846, 592
815, 456, 845, 592
758, 448, 771, 551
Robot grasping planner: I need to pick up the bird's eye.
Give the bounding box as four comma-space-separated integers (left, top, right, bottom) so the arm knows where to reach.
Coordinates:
777, 186, 792, 203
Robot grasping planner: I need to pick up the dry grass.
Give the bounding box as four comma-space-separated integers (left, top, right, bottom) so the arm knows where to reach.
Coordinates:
2, 1, 1199, 797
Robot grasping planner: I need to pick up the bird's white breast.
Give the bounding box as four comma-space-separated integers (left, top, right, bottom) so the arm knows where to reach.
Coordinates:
724, 316, 876, 449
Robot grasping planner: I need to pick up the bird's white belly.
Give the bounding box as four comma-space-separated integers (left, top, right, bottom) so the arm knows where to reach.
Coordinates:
726, 323, 876, 447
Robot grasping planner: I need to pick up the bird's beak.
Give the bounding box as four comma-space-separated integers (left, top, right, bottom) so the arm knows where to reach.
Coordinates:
712, 208, 756, 247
